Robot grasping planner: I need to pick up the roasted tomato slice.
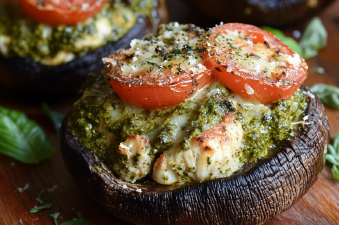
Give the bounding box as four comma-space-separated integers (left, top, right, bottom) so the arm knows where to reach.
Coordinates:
203, 23, 308, 105
104, 23, 212, 109
20, 0, 107, 26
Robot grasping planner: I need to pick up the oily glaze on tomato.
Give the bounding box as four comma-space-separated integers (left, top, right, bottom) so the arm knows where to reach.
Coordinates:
203, 23, 308, 105
20, 0, 107, 26
108, 71, 211, 109
104, 23, 212, 109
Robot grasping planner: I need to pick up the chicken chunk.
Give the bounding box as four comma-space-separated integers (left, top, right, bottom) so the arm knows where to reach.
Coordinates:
113, 135, 152, 183
152, 113, 243, 185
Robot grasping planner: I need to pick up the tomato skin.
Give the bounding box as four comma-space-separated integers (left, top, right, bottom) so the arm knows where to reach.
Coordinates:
20, 0, 107, 26
103, 23, 211, 109
211, 64, 301, 104
204, 23, 308, 105
109, 70, 212, 109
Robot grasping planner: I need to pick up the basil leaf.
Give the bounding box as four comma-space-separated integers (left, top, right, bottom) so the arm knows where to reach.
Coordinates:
326, 154, 339, 166
261, 26, 285, 39
0, 106, 56, 164
261, 26, 303, 55
332, 165, 339, 180
281, 38, 302, 55
327, 134, 339, 180
300, 17, 327, 59
333, 133, 339, 151
310, 84, 339, 109
61, 220, 92, 225
42, 103, 65, 134
327, 145, 337, 156
30, 203, 53, 213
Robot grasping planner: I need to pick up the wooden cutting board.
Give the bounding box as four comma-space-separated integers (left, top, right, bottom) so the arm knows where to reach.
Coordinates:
1, 0, 339, 224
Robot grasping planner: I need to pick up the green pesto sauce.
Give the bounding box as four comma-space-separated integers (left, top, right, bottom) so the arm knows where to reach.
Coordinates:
239, 90, 307, 163
68, 75, 307, 172
0, 0, 155, 63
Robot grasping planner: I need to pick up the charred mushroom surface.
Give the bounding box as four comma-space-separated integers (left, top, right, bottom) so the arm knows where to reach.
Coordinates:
61, 86, 329, 225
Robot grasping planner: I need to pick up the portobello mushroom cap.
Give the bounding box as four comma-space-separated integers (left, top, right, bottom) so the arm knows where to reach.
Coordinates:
60, 86, 329, 225
180, 0, 334, 27
0, 1, 168, 99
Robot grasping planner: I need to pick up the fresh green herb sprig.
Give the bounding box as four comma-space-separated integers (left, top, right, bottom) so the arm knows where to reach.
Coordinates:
30, 188, 53, 213
262, 17, 327, 59
0, 106, 55, 164
60, 221, 92, 225
36, 188, 47, 204
49, 213, 92, 225
42, 103, 65, 134
310, 84, 339, 109
326, 133, 339, 180
30, 203, 53, 213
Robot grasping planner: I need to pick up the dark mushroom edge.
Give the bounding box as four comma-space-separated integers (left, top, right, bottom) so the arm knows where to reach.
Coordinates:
0, 1, 168, 99
60, 86, 329, 225
180, 0, 334, 27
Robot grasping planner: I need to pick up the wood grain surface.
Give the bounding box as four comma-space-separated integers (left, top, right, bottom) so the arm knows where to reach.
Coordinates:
1, 0, 339, 224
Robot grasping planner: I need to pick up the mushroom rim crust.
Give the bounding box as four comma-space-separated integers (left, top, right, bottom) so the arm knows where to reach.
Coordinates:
60, 86, 329, 225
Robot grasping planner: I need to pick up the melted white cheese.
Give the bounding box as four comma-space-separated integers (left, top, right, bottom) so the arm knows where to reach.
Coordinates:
208, 29, 306, 81
111, 23, 207, 78
40, 51, 75, 66
75, 18, 112, 50
234, 94, 269, 121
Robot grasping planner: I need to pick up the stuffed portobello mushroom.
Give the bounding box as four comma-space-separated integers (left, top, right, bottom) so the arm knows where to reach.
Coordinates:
0, 0, 168, 98
61, 23, 329, 224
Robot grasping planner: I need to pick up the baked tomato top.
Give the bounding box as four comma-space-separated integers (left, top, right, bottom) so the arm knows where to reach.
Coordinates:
203, 23, 308, 105
104, 23, 212, 109
20, 0, 107, 26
